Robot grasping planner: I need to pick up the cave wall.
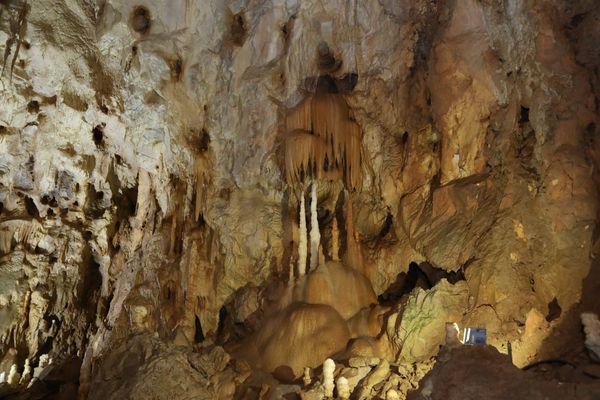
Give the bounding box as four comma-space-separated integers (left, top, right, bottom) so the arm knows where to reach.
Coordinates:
0, 0, 599, 386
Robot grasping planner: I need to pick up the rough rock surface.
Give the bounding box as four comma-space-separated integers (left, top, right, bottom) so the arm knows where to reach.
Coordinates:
408, 346, 600, 400
0, 0, 599, 398
380, 280, 471, 363
87, 335, 238, 400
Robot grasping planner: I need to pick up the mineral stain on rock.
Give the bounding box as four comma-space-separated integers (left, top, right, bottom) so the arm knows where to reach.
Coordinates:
129, 6, 151, 35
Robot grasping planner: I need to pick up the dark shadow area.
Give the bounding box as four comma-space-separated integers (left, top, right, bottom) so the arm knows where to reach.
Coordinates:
194, 315, 205, 343
0, 357, 81, 400
378, 261, 466, 305
302, 73, 358, 94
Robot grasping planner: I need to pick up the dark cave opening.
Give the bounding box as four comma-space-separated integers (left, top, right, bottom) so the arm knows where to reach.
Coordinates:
92, 125, 104, 147
519, 106, 530, 124
194, 315, 205, 343
24, 196, 39, 218
216, 306, 228, 340
378, 261, 466, 305
546, 297, 562, 322
130, 6, 152, 35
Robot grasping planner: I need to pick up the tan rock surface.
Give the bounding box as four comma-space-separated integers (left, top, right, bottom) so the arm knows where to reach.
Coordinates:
0, 0, 598, 398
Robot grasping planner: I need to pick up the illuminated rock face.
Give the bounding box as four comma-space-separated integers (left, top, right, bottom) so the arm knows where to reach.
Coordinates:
0, 0, 599, 398
246, 302, 350, 378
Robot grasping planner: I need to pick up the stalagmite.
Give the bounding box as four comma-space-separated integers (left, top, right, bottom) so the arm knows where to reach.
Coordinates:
323, 358, 335, 397
7, 364, 20, 386
303, 367, 312, 386
337, 376, 350, 399
310, 182, 321, 271
298, 189, 308, 277
331, 217, 340, 261
386, 389, 400, 400
33, 354, 49, 379
344, 196, 363, 271
19, 359, 31, 385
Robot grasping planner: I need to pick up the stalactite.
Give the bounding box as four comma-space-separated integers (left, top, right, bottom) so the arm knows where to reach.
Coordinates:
309, 182, 320, 271
284, 93, 361, 188
297, 189, 307, 277
331, 216, 339, 261
346, 195, 354, 261
169, 216, 177, 256
344, 195, 363, 271
194, 155, 210, 222
284, 130, 327, 184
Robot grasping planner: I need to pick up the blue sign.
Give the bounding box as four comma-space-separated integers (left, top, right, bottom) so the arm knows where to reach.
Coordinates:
464, 327, 487, 345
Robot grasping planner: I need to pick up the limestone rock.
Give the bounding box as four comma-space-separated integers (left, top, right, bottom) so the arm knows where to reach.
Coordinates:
409, 346, 600, 400
7, 364, 20, 386
348, 357, 380, 368
379, 280, 470, 363
336, 376, 350, 399
582, 313, 600, 362
357, 359, 390, 400
88, 335, 239, 400
0, 0, 598, 398
386, 389, 400, 400
294, 261, 377, 320
237, 303, 350, 378
268, 384, 301, 400
323, 358, 335, 397
340, 366, 371, 393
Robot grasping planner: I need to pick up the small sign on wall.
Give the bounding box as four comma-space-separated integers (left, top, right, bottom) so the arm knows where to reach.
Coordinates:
463, 327, 487, 345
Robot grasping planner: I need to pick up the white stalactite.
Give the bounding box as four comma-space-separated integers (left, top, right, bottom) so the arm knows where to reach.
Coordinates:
298, 189, 308, 278
310, 182, 321, 271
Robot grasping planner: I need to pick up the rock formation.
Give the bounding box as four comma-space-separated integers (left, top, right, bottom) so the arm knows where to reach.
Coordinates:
0, 0, 599, 398
582, 313, 600, 362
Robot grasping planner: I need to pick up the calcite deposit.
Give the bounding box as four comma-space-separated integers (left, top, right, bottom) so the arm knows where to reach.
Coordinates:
0, 0, 599, 399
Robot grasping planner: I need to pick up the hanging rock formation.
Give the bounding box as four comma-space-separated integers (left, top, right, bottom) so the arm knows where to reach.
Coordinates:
0, 0, 599, 398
